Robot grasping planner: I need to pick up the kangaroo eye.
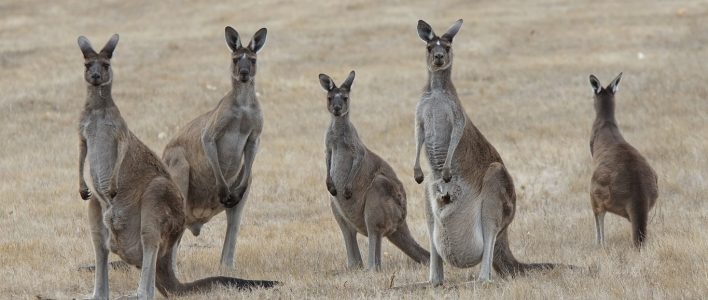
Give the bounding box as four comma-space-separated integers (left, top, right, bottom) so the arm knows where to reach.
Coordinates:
342, 96, 348, 101
102, 63, 110, 68
427, 45, 433, 51
84, 63, 91, 68
249, 58, 256, 63
327, 96, 332, 101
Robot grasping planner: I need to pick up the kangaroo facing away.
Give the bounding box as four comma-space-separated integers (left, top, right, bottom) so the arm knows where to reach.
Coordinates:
77, 34, 276, 299
588, 73, 658, 249
413, 19, 565, 284
320, 71, 430, 271
162, 26, 267, 270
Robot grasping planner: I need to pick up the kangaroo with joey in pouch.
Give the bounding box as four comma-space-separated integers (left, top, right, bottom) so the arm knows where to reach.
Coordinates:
413, 19, 569, 285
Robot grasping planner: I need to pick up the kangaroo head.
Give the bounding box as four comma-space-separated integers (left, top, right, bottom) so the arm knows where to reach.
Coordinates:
319, 71, 355, 117
589, 72, 622, 113
432, 179, 454, 206
417, 19, 463, 72
77, 34, 119, 86
225, 26, 267, 83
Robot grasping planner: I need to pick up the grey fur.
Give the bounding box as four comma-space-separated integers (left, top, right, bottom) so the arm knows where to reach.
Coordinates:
413, 20, 564, 285
162, 26, 267, 270
321, 71, 430, 271
77, 35, 126, 298
77, 34, 277, 299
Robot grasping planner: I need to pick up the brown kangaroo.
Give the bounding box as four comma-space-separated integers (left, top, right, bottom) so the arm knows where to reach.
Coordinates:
413, 19, 566, 284
588, 73, 659, 249
320, 71, 429, 271
77, 34, 276, 299
162, 26, 267, 271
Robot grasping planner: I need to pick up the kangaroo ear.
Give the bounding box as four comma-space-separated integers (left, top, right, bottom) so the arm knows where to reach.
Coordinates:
341, 70, 355, 90
589, 74, 602, 95
441, 19, 463, 41
248, 28, 267, 53
77, 36, 96, 58
99, 34, 119, 59
225, 26, 242, 51
319, 74, 335, 91
608, 72, 622, 94
417, 20, 436, 42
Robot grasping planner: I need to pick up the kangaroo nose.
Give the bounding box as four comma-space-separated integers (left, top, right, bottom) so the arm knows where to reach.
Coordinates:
333, 106, 342, 112
239, 69, 249, 76
434, 53, 444, 59
91, 74, 100, 80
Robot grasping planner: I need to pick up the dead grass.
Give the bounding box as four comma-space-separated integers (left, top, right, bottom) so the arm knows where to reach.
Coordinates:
1, 0, 707, 298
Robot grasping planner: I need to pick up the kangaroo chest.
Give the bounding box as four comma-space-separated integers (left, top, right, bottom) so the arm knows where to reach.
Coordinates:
81, 113, 119, 193
329, 142, 357, 190
419, 94, 455, 171
215, 107, 262, 181
326, 124, 367, 228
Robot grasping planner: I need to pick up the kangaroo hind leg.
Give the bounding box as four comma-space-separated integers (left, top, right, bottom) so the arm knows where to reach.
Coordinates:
364, 175, 404, 272
331, 201, 363, 269
87, 197, 110, 299
220, 177, 251, 270
594, 211, 606, 246
478, 162, 515, 282
424, 184, 444, 286
133, 177, 175, 299
162, 147, 190, 274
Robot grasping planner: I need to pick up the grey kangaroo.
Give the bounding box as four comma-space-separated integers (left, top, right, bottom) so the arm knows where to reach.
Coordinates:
588, 73, 658, 249
413, 19, 564, 284
162, 26, 267, 270
320, 71, 430, 271
77, 34, 276, 299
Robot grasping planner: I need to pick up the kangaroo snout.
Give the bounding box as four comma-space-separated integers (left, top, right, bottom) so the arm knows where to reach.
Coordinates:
237, 69, 250, 82
91, 73, 101, 80
439, 192, 452, 205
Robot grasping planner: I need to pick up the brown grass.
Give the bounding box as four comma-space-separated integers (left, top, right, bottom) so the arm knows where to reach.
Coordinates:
1, 0, 707, 298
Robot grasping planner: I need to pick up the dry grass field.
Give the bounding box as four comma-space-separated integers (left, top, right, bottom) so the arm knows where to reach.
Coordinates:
1, 0, 707, 299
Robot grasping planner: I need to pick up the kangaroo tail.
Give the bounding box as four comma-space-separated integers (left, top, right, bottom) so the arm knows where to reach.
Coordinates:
155, 254, 279, 297
492, 230, 570, 278
629, 201, 649, 249
387, 223, 430, 265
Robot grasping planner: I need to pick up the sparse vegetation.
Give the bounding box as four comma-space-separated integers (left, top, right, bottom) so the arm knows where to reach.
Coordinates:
0, 0, 706, 298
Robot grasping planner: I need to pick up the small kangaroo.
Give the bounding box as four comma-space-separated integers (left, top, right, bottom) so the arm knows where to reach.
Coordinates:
162, 26, 266, 270
77, 34, 276, 299
588, 73, 658, 248
320, 71, 430, 271
413, 19, 564, 284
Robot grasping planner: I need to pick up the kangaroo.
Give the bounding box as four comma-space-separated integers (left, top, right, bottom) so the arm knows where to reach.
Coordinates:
161, 26, 267, 270
320, 71, 430, 272
413, 19, 564, 284
588, 73, 658, 249
77, 34, 276, 299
